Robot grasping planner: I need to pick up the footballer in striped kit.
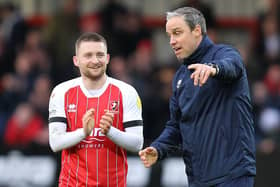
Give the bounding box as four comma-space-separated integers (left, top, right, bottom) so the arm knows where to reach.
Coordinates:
48, 32, 143, 187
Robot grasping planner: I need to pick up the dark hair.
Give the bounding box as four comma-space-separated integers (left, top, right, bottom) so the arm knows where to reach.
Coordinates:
75, 32, 107, 53
166, 7, 207, 35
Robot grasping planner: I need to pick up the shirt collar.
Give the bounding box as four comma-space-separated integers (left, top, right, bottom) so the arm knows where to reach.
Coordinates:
183, 35, 213, 65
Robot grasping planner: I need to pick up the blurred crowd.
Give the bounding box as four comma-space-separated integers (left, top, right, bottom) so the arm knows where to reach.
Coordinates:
0, 0, 280, 186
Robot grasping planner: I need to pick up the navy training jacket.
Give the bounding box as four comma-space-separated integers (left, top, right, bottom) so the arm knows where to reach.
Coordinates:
151, 36, 256, 186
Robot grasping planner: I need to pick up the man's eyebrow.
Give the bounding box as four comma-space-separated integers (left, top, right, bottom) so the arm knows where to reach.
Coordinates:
168, 27, 181, 32
167, 27, 181, 34
173, 27, 182, 31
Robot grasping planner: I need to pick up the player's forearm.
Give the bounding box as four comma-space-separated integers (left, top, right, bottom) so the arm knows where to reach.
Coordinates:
106, 126, 143, 152
49, 122, 86, 152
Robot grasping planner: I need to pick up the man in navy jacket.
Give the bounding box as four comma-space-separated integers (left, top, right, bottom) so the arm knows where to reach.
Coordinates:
139, 7, 256, 187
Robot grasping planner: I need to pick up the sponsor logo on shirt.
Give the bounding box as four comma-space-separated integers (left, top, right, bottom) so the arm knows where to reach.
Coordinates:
67, 104, 76, 112
82, 128, 105, 143
79, 128, 106, 149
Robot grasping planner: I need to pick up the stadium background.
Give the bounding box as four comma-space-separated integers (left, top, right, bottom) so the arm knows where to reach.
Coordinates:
0, 0, 279, 186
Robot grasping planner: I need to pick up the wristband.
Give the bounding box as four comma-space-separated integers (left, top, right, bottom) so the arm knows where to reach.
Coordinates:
207, 63, 219, 76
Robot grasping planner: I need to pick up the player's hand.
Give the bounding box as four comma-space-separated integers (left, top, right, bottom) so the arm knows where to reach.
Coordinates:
82, 108, 95, 136
139, 147, 158, 168
99, 110, 114, 135
188, 63, 216, 86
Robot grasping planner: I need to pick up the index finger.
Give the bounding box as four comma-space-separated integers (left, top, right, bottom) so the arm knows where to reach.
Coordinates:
187, 64, 200, 70
139, 150, 145, 156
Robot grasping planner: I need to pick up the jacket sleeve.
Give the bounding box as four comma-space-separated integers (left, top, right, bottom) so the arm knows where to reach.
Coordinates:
151, 76, 182, 160
211, 46, 244, 82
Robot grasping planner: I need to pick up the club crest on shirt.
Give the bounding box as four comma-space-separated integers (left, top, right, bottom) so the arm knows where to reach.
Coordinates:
109, 101, 119, 113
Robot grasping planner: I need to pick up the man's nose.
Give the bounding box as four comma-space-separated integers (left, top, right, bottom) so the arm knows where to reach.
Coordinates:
170, 36, 176, 45
90, 55, 100, 63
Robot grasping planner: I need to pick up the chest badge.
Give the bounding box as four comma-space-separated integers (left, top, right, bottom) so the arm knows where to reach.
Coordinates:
109, 101, 119, 113
177, 79, 182, 89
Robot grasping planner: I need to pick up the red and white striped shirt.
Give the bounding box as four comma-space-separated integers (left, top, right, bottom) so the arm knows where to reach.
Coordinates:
49, 77, 142, 187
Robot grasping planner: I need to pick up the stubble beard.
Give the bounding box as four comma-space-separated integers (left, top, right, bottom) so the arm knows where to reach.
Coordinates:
178, 58, 184, 63
84, 68, 106, 81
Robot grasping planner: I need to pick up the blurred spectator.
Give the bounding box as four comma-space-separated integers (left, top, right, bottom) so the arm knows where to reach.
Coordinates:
0, 73, 23, 113
117, 10, 151, 57
263, 63, 280, 96
143, 64, 177, 146
258, 0, 280, 24
12, 51, 37, 94
256, 0, 280, 69
80, 14, 101, 33
251, 81, 269, 143
0, 74, 19, 138
99, 0, 127, 34
128, 39, 155, 98
3, 102, 47, 149
258, 107, 280, 154
0, 31, 6, 77
0, 52, 35, 113
252, 64, 280, 155
0, 2, 28, 73
28, 74, 52, 121
100, 1, 151, 57
108, 55, 132, 84
43, 0, 80, 84
23, 28, 51, 74
259, 108, 280, 136
261, 14, 280, 61
0, 50, 41, 137
236, 43, 263, 84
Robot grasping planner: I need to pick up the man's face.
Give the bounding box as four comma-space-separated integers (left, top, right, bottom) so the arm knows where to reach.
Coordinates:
166, 16, 202, 60
73, 41, 109, 80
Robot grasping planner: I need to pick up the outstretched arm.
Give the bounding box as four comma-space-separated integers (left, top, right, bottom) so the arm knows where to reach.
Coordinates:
188, 47, 244, 86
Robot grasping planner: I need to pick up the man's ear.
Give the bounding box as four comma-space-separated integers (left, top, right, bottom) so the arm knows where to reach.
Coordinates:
106, 54, 110, 65
193, 25, 202, 37
73, 56, 79, 67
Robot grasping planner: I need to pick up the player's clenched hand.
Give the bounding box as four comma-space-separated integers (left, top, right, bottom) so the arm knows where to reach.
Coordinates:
188, 63, 216, 87
139, 147, 158, 168
99, 110, 114, 135
82, 108, 95, 136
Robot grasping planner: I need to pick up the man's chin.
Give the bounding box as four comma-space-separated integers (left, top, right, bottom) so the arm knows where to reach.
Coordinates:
176, 55, 184, 61
176, 53, 189, 60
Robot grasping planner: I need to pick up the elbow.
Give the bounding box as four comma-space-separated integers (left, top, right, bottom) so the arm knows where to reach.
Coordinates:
49, 139, 60, 152
130, 136, 144, 153
138, 137, 144, 151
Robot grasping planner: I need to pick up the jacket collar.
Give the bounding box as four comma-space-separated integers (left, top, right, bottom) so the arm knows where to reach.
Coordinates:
183, 35, 213, 65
